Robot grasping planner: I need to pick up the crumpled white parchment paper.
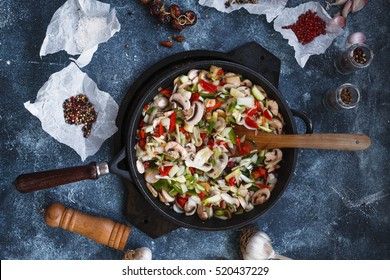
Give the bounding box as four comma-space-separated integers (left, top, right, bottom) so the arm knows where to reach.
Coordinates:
198, 0, 288, 22
24, 62, 119, 161
273, 1, 344, 67
39, 0, 120, 68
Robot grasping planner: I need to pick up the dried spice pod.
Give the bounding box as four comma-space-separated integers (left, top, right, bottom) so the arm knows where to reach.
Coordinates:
173, 35, 185, 42
184, 10, 197, 26
169, 4, 182, 18
140, 0, 152, 5
160, 41, 173, 48
171, 18, 185, 32
149, 2, 162, 17
158, 12, 172, 24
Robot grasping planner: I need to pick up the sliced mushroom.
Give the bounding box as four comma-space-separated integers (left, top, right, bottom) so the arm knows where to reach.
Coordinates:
223, 75, 241, 87
162, 189, 175, 203
184, 143, 196, 153
155, 96, 169, 109
251, 188, 271, 205
198, 70, 212, 83
144, 168, 160, 184
241, 79, 253, 87
264, 149, 283, 166
188, 69, 199, 81
237, 86, 251, 96
185, 101, 204, 126
197, 205, 213, 221
209, 65, 223, 79
185, 147, 213, 172
165, 141, 188, 160
146, 182, 158, 198
206, 153, 229, 179
214, 117, 227, 133
192, 126, 202, 147
173, 203, 184, 213
184, 197, 197, 216
170, 92, 191, 111
268, 100, 279, 116
269, 118, 283, 134
136, 160, 145, 174
217, 83, 235, 93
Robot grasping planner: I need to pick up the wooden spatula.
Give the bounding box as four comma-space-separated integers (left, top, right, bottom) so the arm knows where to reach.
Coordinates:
233, 126, 371, 151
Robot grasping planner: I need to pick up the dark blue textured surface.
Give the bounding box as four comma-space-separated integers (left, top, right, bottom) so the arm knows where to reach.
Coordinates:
1, 0, 389, 260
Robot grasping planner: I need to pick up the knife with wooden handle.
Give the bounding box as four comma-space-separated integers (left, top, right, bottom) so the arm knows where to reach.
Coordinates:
45, 202, 131, 251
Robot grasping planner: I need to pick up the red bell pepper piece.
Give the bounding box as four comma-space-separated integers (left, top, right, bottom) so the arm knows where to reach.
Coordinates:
206, 99, 223, 112
258, 166, 267, 178
198, 192, 206, 200
176, 196, 188, 208
241, 143, 250, 154
247, 108, 257, 117
216, 69, 224, 77
158, 122, 164, 136
159, 166, 173, 176
160, 88, 173, 97
228, 177, 236, 186
138, 139, 146, 149
190, 93, 200, 101
256, 183, 269, 189
255, 99, 262, 111
169, 112, 176, 132
236, 136, 242, 155
244, 117, 258, 129
189, 167, 195, 175
138, 119, 145, 128
200, 79, 217, 93
263, 108, 273, 120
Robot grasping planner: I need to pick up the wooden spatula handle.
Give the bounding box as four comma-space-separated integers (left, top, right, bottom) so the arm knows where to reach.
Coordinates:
45, 203, 131, 251
257, 133, 371, 150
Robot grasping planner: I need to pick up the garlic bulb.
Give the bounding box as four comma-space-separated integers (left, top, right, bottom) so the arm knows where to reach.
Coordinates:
345, 32, 366, 48
123, 247, 152, 260
240, 228, 291, 260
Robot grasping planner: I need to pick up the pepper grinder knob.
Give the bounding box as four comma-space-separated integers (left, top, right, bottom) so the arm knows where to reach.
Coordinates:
45, 202, 131, 251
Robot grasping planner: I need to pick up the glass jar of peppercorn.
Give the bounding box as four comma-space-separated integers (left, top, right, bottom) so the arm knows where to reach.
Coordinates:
324, 83, 361, 110
334, 44, 374, 75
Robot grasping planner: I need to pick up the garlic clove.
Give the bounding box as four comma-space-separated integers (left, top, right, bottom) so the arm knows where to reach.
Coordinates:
351, 0, 368, 13
345, 32, 366, 48
342, 0, 353, 18
331, 0, 348, 6
123, 247, 152, 260
332, 15, 346, 28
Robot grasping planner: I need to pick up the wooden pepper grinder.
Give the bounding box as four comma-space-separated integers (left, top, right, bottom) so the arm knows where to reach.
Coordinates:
45, 202, 131, 251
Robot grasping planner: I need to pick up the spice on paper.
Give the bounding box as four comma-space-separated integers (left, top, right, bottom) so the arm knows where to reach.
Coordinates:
63, 94, 98, 138
225, 0, 257, 8
282, 10, 326, 45
74, 16, 108, 52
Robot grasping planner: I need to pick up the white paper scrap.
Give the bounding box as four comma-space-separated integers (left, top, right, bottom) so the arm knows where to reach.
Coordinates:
198, 0, 288, 23
273, 1, 344, 67
39, 0, 120, 68
24, 62, 119, 161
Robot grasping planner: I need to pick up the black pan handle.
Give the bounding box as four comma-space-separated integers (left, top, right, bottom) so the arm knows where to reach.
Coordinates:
13, 162, 109, 193
108, 148, 133, 182
291, 109, 313, 134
